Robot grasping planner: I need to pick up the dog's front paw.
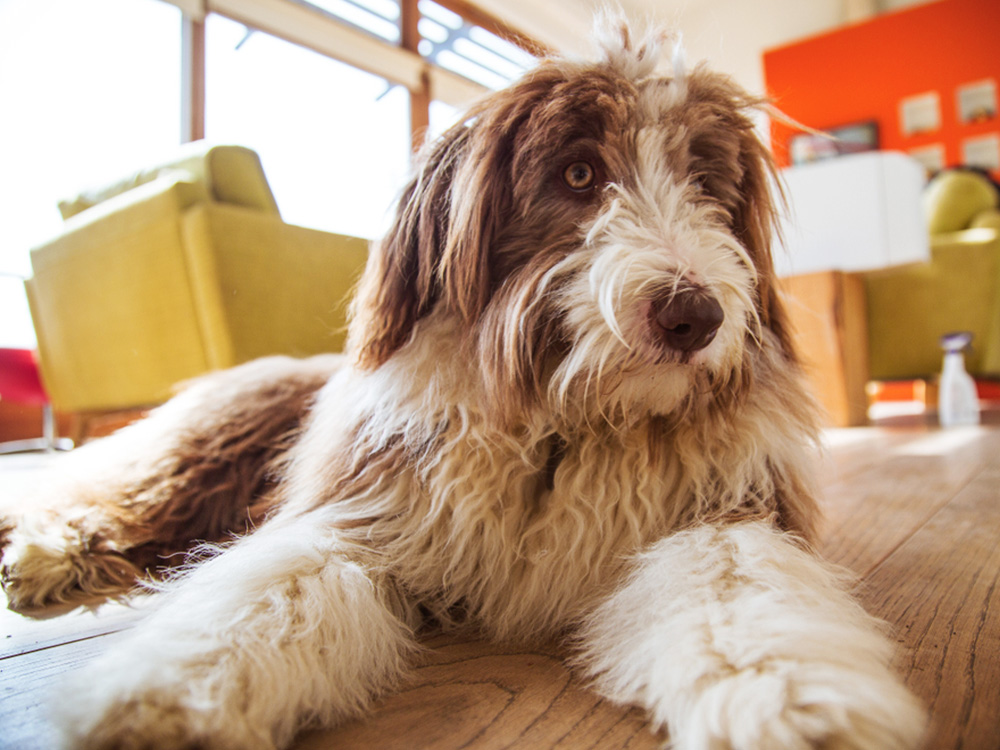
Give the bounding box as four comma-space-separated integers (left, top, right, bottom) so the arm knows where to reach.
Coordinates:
55, 653, 277, 750
58, 690, 268, 750
577, 524, 928, 750
676, 662, 926, 750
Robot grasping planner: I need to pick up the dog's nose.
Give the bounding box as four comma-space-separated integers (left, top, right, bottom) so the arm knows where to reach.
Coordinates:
651, 287, 725, 353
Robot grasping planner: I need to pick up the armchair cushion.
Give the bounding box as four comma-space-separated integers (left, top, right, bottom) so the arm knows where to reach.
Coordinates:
180, 203, 368, 368
971, 208, 1000, 232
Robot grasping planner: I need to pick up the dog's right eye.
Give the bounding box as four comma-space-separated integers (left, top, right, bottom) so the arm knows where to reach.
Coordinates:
562, 161, 596, 192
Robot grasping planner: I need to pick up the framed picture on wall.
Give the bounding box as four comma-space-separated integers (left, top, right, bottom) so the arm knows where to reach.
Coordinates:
957, 79, 997, 125
789, 121, 879, 165
962, 134, 1000, 171
900, 91, 941, 136
909, 144, 946, 175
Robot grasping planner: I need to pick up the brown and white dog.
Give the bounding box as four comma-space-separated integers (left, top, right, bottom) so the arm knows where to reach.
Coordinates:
1, 22, 925, 750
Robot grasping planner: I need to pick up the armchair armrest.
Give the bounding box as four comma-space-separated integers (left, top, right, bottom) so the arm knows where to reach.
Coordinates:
27, 177, 214, 411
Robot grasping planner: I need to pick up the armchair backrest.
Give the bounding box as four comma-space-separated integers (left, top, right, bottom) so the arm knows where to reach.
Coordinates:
57, 142, 281, 221
923, 169, 1000, 235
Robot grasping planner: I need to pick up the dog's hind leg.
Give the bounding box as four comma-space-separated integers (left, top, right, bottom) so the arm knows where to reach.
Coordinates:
574, 521, 927, 750
0, 355, 340, 610
55, 507, 420, 750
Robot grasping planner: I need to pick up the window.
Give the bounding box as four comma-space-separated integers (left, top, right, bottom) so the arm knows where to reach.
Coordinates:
0, 0, 181, 346
418, 1, 534, 89
429, 100, 462, 140
301, 0, 402, 43
0, 0, 538, 348
205, 14, 411, 239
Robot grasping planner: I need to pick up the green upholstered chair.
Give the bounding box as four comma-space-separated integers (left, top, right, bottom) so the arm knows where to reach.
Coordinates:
865, 169, 1000, 380
25, 141, 368, 413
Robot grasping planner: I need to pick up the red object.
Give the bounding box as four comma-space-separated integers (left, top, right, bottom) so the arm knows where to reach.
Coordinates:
977, 380, 1000, 401
0, 348, 49, 406
764, 0, 1000, 181
872, 378, 1000, 402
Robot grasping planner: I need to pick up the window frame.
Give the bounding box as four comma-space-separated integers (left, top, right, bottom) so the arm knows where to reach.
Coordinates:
171, 0, 545, 152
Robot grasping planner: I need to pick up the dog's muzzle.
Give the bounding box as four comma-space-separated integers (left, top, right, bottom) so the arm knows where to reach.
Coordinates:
650, 285, 724, 354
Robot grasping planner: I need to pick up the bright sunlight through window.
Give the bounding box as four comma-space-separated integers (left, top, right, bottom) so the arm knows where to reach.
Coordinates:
205, 14, 411, 240
0, 0, 181, 347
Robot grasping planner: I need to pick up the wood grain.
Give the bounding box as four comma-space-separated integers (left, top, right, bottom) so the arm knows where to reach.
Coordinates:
860, 465, 1000, 750
1, 630, 131, 750
818, 427, 1000, 575
296, 636, 661, 750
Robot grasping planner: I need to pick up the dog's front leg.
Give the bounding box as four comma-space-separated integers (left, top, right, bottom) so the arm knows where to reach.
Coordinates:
575, 521, 926, 750
56, 509, 418, 750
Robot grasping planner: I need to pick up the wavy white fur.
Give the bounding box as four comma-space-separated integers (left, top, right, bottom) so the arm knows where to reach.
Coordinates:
575, 523, 926, 749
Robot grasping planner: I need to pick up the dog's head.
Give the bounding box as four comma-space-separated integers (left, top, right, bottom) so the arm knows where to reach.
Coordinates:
349, 22, 793, 427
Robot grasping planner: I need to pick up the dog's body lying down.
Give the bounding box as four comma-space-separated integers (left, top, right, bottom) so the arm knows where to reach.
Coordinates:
1, 24, 925, 750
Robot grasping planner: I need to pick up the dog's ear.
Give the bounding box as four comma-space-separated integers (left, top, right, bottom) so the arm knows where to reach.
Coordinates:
349, 104, 518, 370
730, 120, 796, 360
349, 123, 472, 369
348, 125, 467, 369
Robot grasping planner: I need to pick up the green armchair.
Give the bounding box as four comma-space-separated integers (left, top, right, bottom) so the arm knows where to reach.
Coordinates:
26, 142, 368, 413
865, 169, 1000, 380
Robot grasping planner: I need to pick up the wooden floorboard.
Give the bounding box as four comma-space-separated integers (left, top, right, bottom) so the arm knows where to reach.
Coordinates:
1, 602, 142, 660
1, 418, 997, 749
295, 636, 660, 750
816, 426, 1000, 575
860, 464, 1000, 750
2, 631, 131, 750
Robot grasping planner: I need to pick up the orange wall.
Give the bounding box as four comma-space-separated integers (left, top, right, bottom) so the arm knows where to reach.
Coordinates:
763, 0, 1000, 178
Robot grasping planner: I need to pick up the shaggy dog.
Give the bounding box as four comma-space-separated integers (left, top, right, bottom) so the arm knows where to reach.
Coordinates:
1, 23, 926, 750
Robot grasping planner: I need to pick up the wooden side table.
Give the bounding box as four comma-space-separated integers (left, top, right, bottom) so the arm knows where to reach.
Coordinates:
778, 271, 870, 427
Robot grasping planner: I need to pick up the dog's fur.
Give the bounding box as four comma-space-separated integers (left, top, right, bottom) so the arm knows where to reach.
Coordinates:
1, 23, 926, 750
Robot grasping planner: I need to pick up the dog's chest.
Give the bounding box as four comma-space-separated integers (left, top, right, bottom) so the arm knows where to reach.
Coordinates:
376, 421, 686, 635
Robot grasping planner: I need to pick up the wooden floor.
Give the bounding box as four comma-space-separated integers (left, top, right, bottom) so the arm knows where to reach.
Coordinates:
1, 414, 998, 750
